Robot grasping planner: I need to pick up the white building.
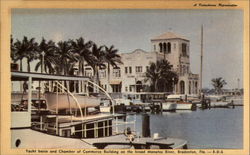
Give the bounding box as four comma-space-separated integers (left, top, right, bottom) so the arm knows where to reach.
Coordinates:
150, 32, 199, 95
86, 32, 199, 95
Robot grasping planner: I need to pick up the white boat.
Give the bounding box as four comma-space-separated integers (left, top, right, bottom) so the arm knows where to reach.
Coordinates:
99, 106, 110, 113
162, 102, 176, 111
167, 94, 186, 100
114, 98, 132, 106
99, 99, 111, 113
175, 102, 194, 110
44, 92, 100, 110
209, 101, 230, 108
167, 94, 196, 110
207, 95, 227, 102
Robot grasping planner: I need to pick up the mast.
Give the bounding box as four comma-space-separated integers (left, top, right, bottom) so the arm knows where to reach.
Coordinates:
200, 25, 203, 95
237, 78, 240, 90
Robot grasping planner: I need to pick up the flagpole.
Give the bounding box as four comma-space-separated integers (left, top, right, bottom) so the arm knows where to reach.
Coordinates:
200, 25, 203, 96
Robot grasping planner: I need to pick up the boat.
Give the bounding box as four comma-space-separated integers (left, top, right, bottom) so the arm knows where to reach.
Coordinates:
44, 92, 100, 111
11, 71, 188, 149
209, 101, 230, 108
167, 94, 196, 111
207, 95, 227, 102
99, 99, 111, 113
162, 102, 177, 112
176, 101, 196, 111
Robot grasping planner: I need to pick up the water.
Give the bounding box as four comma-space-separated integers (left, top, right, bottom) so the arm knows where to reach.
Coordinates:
127, 106, 243, 149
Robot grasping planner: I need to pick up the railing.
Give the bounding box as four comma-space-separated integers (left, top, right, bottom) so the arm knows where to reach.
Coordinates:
30, 79, 138, 139
72, 115, 136, 138
31, 112, 137, 139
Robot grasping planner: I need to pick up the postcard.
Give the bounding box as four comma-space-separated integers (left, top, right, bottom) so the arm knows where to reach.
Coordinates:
0, 0, 249, 155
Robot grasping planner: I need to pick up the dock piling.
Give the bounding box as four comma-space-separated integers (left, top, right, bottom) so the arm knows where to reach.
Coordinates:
142, 114, 150, 137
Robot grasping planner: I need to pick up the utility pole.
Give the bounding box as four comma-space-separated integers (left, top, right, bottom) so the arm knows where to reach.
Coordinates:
200, 25, 203, 96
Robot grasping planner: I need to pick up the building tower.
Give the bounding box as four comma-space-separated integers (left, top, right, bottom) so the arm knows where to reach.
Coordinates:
151, 32, 199, 95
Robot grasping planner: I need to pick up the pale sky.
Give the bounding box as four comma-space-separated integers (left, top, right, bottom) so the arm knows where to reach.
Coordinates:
12, 9, 243, 89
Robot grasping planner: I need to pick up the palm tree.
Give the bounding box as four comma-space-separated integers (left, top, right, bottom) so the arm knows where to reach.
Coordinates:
10, 35, 17, 62
145, 59, 178, 92
91, 43, 105, 85
145, 61, 160, 91
35, 38, 57, 74
13, 36, 38, 72
159, 59, 178, 92
211, 77, 227, 94
104, 45, 122, 92
55, 40, 77, 75
70, 37, 94, 76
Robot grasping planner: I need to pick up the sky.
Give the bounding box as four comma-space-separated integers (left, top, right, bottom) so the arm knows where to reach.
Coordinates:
11, 9, 243, 89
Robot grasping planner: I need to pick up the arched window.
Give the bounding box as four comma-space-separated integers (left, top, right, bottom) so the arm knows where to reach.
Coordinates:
159, 43, 163, 52
189, 81, 191, 94
182, 43, 187, 56
195, 82, 198, 94
163, 43, 167, 53
180, 81, 185, 94
167, 42, 171, 53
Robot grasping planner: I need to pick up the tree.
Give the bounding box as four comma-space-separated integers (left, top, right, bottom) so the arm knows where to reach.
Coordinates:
55, 40, 77, 75
70, 37, 94, 76
145, 59, 178, 92
10, 35, 17, 62
13, 36, 38, 72
35, 38, 57, 74
211, 77, 227, 94
91, 43, 105, 85
104, 45, 122, 92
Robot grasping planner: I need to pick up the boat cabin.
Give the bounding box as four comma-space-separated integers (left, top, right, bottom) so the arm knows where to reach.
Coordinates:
11, 71, 135, 140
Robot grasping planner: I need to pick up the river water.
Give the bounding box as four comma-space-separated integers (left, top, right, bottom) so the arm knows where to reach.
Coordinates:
127, 106, 243, 149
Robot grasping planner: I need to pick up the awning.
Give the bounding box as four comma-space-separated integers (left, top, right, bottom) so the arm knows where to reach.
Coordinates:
109, 80, 122, 85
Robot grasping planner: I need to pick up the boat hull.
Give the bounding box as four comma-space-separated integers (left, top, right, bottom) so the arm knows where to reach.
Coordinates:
11, 129, 187, 149
44, 93, 100, 110
176, 103, 196, 111
162, 102, 176, 111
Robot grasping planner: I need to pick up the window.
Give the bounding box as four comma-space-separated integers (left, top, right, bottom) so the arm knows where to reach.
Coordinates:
163, 43, 167, 53
154, 45, 156, 51
182, 43, 187, 56
189, 81, 191, 94
167, 42, 171, 53
113, 69, 121, 78
146, 66, 149, 71
125, 67, 128, 74
129, 85, 132, 92
135, 66, 142, 73
112, 85, 121, 93
129, 67, 132, 74
159, 43, 163, 52
125, 86, 128, 92
195, 82, 198, 94
84, 69, 93, 77
99, 70, 106, 78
